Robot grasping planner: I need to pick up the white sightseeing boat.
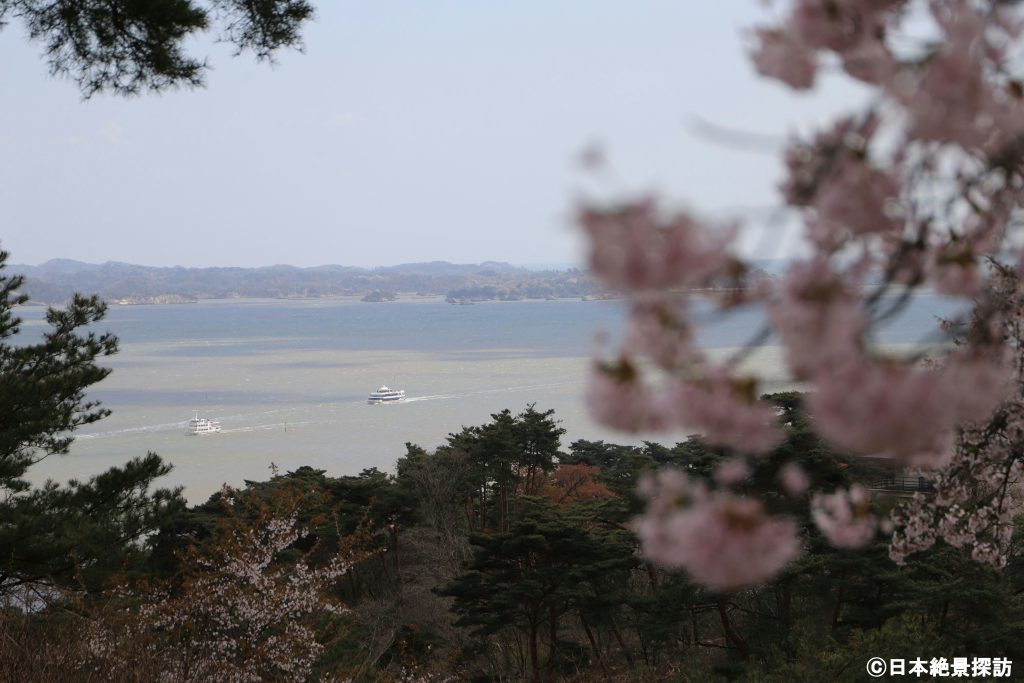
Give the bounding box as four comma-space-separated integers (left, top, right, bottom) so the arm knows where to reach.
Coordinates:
367, 386, 406, 404
186, 413, 222, 435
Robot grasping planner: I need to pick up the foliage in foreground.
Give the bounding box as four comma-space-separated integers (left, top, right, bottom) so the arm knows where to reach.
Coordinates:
4, 399, 1022, 682
0, 249, 183, 598
2, 0, 314, 97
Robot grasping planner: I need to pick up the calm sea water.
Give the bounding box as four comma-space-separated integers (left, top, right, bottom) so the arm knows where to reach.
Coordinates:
20, 295, 963, 502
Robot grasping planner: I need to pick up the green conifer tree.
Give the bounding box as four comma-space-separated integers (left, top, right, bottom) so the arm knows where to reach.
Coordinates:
0, 250, 183, 595
1, 0, 314, 97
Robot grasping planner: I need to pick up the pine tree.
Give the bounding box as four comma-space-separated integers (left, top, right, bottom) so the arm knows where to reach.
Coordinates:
0, 250, 183, 596
440, 498, 635, 682
2, 0, 314, 97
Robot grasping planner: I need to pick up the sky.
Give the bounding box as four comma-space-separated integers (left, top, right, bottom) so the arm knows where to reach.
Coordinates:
0, 1, 865, 269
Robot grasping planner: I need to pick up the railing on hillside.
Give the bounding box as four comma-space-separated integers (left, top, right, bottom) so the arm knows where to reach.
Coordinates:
869, 477, 936, 494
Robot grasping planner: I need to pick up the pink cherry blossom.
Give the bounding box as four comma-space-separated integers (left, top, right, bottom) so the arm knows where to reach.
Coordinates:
751, 27, 818, 90
586, 362, 674, 433
808, 357, 954, 467
623, 293, 705, 370
809, 347, 1006, 468
635, 471, 801, 590
714, 457, 751, 486
840, 38, 898, 84
637, 467, 694, 503
673, 373, 784, 454
582, 0, 1024, 580
579, 199, 735, 292
769, 258, 865, 379
83, 492, 358, 681
812, 155, 902, 241
812, 484, 877, 548
790, 0, 903, 53
778, 115, 905, 251
939, 348, 1009, 425
778, 115, 902, 247
927, 240, 984, 296
779, 117, 867, 209
886, 0, 1024, 151
971, 542, 1008, 568
779, 462, 811, 497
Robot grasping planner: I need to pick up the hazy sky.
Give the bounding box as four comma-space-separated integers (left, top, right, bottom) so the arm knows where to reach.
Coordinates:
1, 1, 863, 269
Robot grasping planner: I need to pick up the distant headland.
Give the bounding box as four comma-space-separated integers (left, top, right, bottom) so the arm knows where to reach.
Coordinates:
12, 259, 600, 305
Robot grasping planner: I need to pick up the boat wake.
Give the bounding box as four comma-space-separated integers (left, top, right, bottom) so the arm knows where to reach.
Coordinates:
76, 380, 575, 440
385, 382, 570, 404
219, 420, 317, 434
76, 409, 319, 440
401, 393, 457, 403
465, 382, 567, 396
77, 420, 191, 439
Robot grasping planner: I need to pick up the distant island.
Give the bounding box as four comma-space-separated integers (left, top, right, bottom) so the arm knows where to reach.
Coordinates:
13, 259, 599, 305
360, 289, 398, 303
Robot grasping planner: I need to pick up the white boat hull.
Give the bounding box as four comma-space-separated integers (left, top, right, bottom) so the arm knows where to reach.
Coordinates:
187, 415, 222, 435
367, 385, 405, 404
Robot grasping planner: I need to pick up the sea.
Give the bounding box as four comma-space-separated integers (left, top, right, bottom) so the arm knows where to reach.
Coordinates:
19, 294, 964, 503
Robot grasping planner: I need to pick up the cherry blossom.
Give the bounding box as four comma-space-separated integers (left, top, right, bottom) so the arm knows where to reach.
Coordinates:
83, 486, 364, 682
779, 462, 811, 497
635, 470, 801, 591
623, 293, 705, 370
812, 484, 877, 548
751, 27, 818, 90
790, 0, 902, 53
582, 0, 1024, 584
579, 199, 735, 292
809, 357, 955, 467
889, 0, 1024, 152
586, 361, 674, 433
672, 374, 784, 454
714, 457, 751, 486
768, 258, 865, 379
928, 241, 984, 297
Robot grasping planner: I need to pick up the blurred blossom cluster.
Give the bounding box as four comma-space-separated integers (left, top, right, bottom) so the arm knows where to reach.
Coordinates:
635, 469, 801, 591
583, 0, 1024, 589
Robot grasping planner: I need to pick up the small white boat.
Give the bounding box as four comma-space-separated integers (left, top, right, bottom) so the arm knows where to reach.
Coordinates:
187, 412, 222, 435
367, 385, 405, 404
